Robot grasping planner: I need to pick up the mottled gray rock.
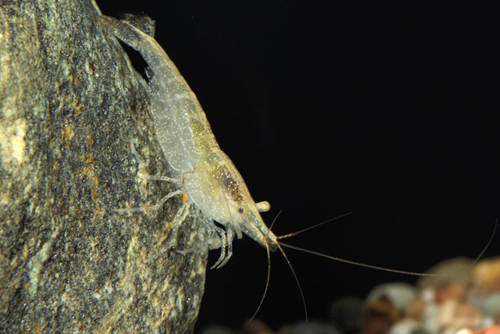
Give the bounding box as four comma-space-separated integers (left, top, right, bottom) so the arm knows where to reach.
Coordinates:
0, 1, 209, 333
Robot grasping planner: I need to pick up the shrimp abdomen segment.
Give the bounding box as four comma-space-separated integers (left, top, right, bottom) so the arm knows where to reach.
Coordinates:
149, 74, 219, 174
101, 16, 220, 175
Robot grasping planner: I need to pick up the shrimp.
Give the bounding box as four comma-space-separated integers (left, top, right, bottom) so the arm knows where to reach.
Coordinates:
100, 15, 282, 270
100, 15, 449, 322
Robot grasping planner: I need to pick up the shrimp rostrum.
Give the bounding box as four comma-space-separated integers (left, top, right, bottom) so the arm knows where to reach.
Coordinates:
100, 16, 279, 269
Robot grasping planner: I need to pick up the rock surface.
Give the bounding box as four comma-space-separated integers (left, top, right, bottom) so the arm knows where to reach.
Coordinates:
0, 1, 209, 332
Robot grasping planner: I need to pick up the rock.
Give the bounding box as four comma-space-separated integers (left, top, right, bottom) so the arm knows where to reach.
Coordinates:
0, 1, 209, 332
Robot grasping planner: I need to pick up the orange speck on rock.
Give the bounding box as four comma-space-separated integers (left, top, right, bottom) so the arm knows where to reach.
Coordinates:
181, 193, 188, 204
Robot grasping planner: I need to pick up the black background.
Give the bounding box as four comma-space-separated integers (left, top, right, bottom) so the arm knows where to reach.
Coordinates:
99, 1, 500, 332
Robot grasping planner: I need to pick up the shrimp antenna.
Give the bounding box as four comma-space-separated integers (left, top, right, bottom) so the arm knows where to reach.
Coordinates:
248, 225, 308, 323
279, 241, 438, 276
248, 210, 307, 322
280, 217, 498, 278
246, 211, 282, 323
277, 212, 352, 240
470, 218, 497, 267
247, 243, 272, 324
269, 210, 283, 231
276, 243, 308, 322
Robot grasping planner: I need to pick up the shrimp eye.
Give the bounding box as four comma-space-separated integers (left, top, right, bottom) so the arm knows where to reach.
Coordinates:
238, 207, 245, 214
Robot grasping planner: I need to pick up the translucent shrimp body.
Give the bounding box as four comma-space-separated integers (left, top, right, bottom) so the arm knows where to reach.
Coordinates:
101, 16, 277, 267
